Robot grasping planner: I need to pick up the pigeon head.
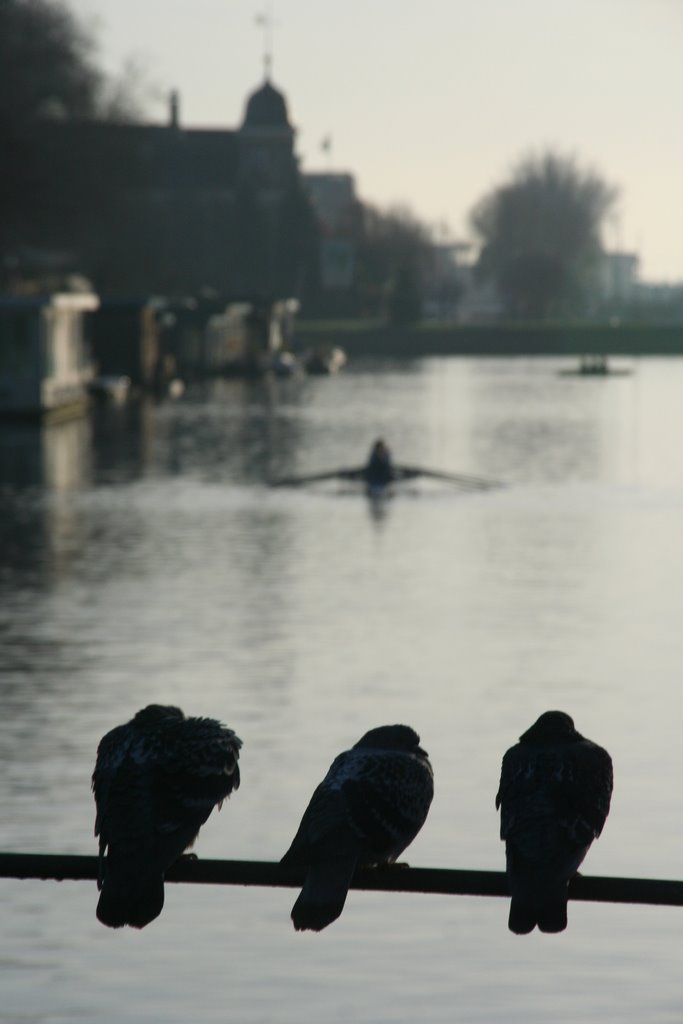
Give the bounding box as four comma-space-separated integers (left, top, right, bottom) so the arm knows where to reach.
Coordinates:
133, 705, 185, 728
353, 724, 425, 755
519, 710, 579, 744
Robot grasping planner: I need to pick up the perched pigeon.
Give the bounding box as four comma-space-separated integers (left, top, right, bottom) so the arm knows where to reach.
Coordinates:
281, 724, 434, 931
496, 710, 613, 934
92, 704, 242, 929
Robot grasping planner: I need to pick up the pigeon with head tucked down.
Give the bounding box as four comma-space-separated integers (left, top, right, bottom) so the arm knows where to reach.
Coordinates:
496, 710, 613, 934
281, 724, 434, 932
92, 704, 242, 929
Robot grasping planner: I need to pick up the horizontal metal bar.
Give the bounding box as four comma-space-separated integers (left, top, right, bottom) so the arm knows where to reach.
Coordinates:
0, 853, 682, 907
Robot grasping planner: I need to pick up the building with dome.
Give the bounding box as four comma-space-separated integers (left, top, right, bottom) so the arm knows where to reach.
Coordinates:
17, 78, 319, 304
243, 79, 291, 129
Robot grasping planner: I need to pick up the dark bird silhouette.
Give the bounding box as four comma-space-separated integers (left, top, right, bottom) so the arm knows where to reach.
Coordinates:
281, 724, 434, 931
496, 710, 613, 934
92, 704, 242, 929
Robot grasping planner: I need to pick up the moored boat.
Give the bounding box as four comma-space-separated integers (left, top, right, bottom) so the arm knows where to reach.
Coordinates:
0, 291, 99, 420
304, 345, 347, 375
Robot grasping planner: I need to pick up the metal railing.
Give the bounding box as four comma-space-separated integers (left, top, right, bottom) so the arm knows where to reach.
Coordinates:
1, 853, 682, 908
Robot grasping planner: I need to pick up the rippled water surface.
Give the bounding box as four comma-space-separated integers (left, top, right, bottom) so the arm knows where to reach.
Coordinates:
1, 356, 683, 1022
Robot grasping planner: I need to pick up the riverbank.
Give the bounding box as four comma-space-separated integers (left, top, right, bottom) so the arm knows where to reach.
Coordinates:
295, 320, 683, 357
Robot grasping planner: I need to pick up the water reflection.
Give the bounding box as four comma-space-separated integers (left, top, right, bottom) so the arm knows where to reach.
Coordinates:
0, 416, 91, 491
433, 357, 640, 483
366, 491, 393, 525
0, 419, 92, 587
89, 399, 157, 483
2, 357, 683, 1024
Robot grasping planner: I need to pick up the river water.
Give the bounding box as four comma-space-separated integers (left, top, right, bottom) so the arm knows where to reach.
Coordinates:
1, 355, 682, 1023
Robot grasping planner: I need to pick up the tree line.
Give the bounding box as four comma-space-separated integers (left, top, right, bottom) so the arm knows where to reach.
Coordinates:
0, 0, 146, 266
1, 0, 620, 321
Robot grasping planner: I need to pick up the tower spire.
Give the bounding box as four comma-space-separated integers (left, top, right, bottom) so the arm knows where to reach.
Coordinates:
255, 4, 275, 81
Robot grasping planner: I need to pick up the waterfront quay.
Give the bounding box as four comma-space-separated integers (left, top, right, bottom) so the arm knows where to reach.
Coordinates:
296, 320, 683, 358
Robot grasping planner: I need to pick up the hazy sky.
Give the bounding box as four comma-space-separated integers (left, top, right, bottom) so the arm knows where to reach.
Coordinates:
70, 0, 682, 282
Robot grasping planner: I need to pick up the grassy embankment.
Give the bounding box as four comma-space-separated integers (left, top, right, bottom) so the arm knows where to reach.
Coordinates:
295, 320, 683, 358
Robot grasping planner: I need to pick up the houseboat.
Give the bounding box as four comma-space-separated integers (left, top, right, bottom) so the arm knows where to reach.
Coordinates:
0, 291, 99, 420
89, 296, 161, 392
204, 299, 300, 376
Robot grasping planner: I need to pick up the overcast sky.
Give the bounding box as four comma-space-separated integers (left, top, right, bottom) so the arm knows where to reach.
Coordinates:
71, 0, 682, 282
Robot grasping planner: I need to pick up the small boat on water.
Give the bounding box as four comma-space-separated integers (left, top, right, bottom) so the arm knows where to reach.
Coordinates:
270, 449, 501, 496
88, 374, 132, 404
304, 345, 347, 376
270, 351, 299, 377
558, 354, 633, 378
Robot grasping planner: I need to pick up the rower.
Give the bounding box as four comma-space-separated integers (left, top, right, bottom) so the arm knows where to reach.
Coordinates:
365, 438, 395, 488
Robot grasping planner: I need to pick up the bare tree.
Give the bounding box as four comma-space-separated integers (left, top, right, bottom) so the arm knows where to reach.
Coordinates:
470, 151, 618, 319
356, 204, 431, 323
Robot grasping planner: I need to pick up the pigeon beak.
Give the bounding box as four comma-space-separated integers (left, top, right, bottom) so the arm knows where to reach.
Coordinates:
417, 745, 429, 758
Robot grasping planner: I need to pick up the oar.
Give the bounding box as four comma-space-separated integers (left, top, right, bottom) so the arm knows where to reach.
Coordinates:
396, 465, 502, 490
270, 464, 502, 490
390, 466, 421, 481
269, 466, 366, 487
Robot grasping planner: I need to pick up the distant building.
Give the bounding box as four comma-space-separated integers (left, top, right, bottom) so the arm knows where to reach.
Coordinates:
305, 173, 358, 234
630, 280, 683, 323
13, 79, 318, 304
600, 251, 639, 307
304, 172, 361, 293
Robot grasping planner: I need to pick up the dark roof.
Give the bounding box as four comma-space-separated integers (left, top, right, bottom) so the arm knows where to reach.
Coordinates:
242, 80, 291, 130
40, 120, 240, 191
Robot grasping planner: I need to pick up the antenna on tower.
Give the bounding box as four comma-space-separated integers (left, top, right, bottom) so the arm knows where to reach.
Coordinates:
255, 3, 276, 80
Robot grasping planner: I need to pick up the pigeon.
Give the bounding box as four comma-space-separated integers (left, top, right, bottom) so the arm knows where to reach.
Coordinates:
496, 710, 613, 934
92, 704, 242, 929
281, 724, 434, 931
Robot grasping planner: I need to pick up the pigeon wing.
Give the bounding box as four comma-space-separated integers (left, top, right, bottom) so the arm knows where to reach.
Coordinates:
563, 740, 613, 843
497, 740, 612, 852
92, 722, 136, 843
341, 750, 434, 862
282, 752, 360, 863
154, 718, 242, 838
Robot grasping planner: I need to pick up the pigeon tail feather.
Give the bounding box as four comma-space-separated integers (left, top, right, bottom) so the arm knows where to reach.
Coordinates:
291, 858, 357, 932
508, 897, 537, 935
537, 894, 568, 933
96, 869, 165, 930
508, 892, 568, 934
